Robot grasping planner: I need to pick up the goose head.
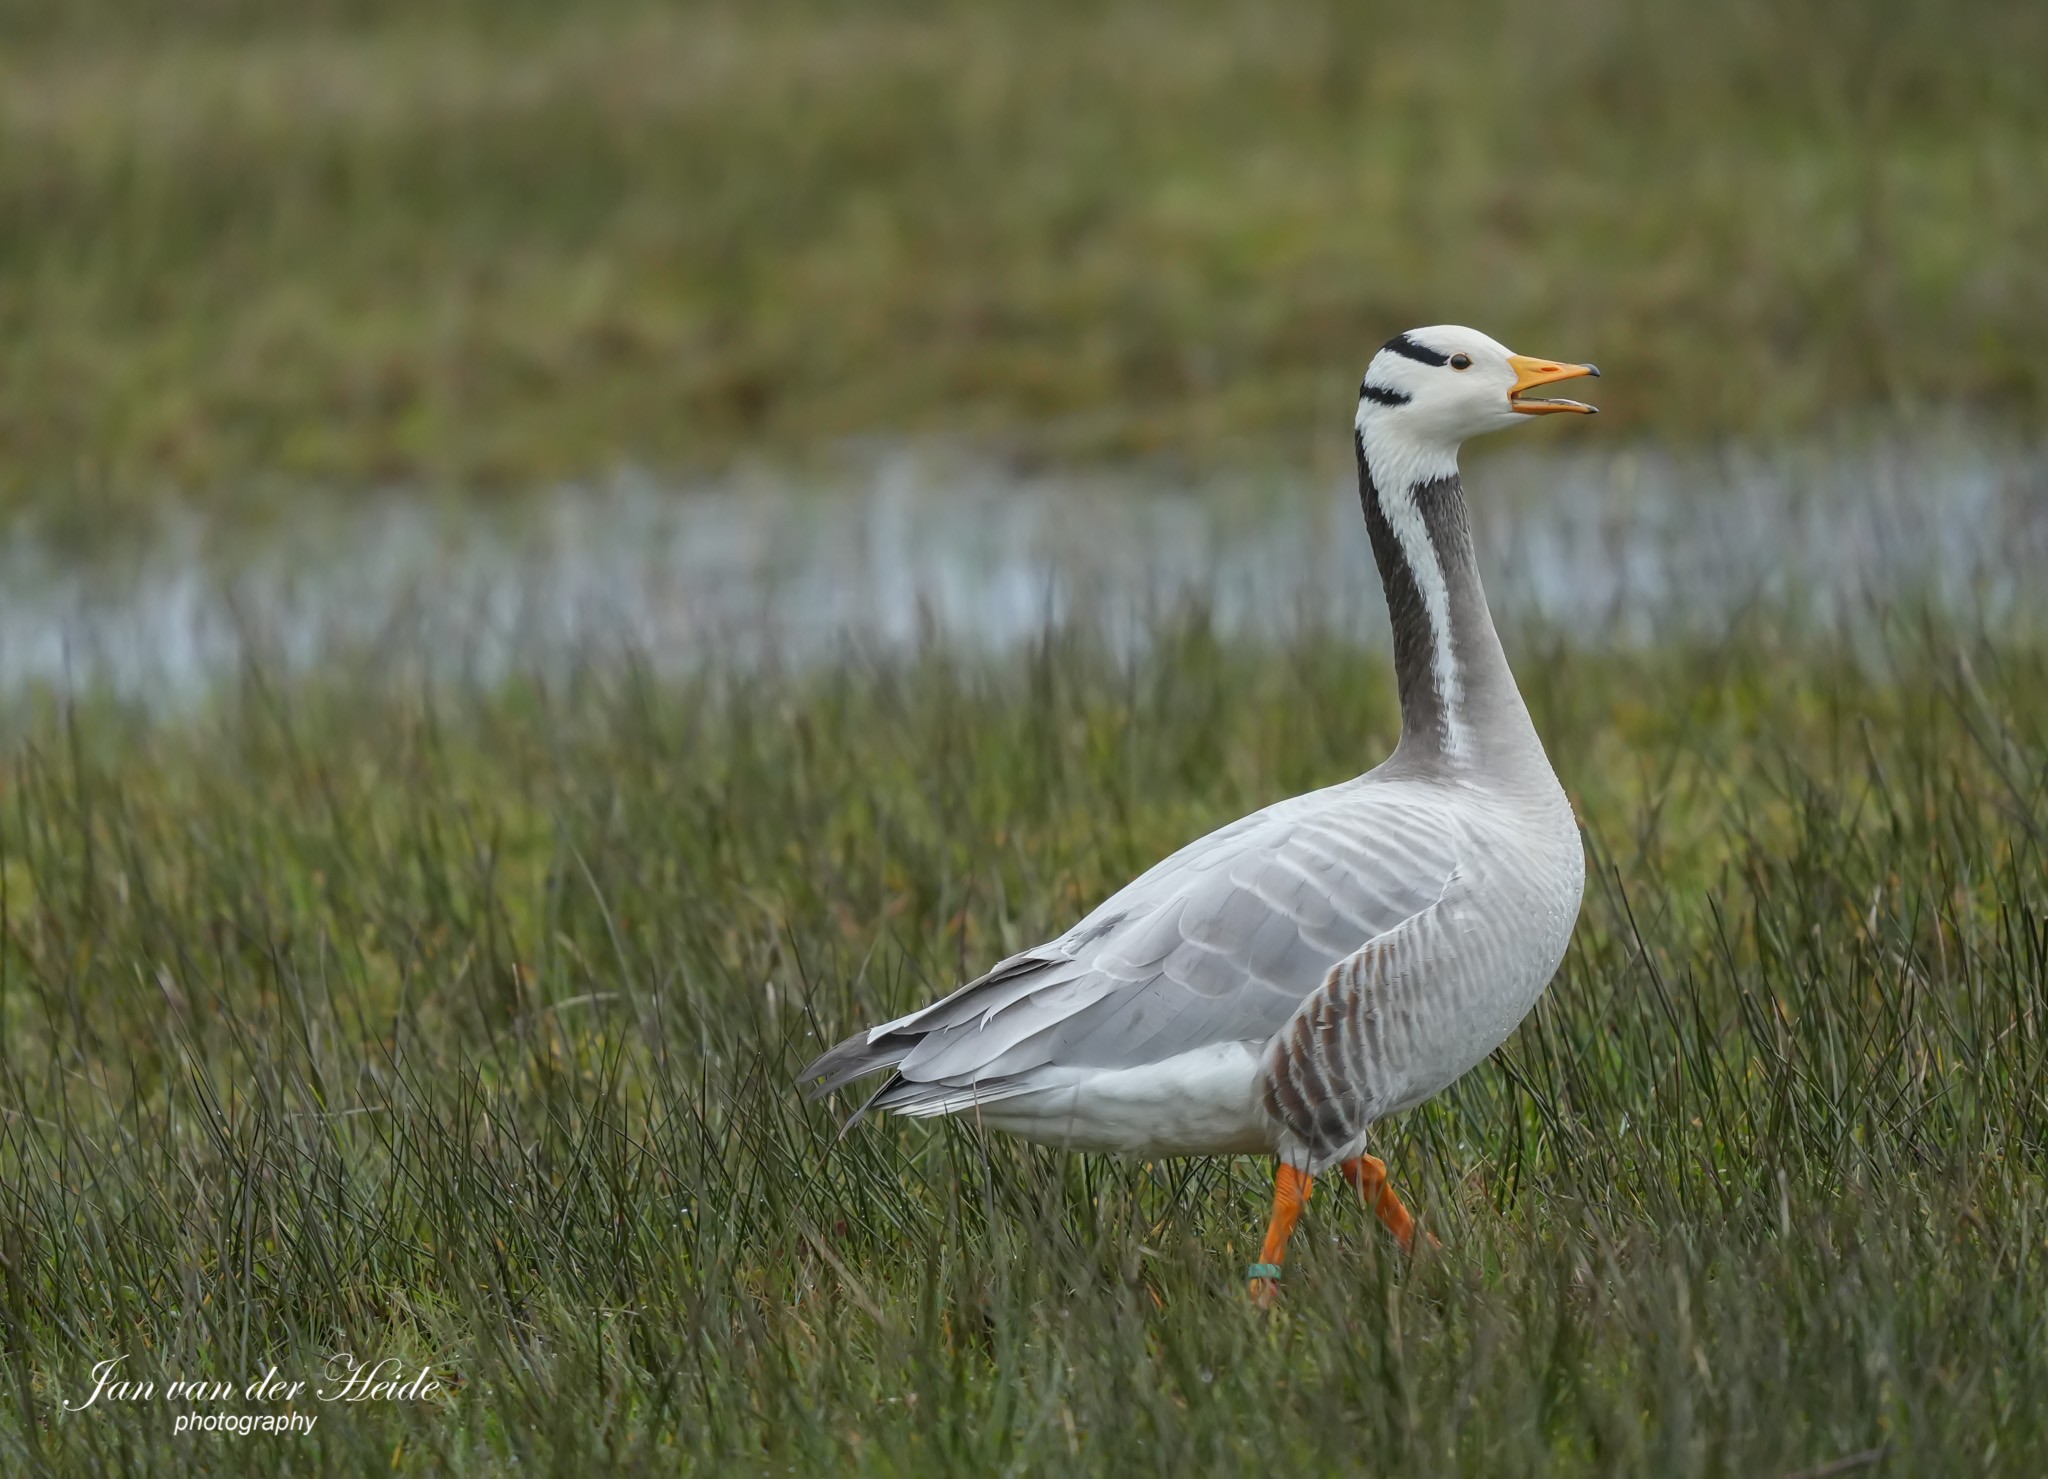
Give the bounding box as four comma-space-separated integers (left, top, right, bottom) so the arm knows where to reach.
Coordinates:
1356, 326, 1599, 457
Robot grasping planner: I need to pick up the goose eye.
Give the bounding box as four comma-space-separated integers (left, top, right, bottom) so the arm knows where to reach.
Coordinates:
1449, 353, 1472, 371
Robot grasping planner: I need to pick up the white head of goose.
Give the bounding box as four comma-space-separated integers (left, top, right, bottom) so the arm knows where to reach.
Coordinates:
805, 326, 1597, 1305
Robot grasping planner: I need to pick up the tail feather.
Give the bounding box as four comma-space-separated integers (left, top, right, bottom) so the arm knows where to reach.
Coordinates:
800, 1027, 1035, 1130
799, 1029, 912, 1100
867, 1074, 1038, 1118
801, 951, 1068, 1123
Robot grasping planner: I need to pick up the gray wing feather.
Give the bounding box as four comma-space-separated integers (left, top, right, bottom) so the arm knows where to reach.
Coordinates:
837, 781, 1467, 1104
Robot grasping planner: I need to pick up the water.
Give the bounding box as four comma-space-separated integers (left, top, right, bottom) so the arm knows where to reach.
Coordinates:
3, 432, 2043, 706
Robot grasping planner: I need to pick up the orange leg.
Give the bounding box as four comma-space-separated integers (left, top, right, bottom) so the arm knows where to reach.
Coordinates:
1340, 1154, 1429, 1252
1246, 1163, 1312, 1307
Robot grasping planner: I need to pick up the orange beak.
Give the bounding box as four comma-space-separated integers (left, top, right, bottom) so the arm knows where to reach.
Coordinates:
1507, 354, 1600, 415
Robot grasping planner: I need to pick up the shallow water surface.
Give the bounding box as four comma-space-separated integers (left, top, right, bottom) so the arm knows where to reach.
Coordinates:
3, 434, 2043, 706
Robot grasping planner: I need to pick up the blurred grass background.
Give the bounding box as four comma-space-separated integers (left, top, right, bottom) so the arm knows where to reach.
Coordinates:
2, 0, 2044, 510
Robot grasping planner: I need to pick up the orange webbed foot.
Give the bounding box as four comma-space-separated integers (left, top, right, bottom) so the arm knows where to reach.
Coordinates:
1340, 1154, 1435, 1254
1245, 1163, 1312, 1306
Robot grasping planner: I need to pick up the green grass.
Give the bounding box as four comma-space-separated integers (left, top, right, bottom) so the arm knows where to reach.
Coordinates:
2, 606, 2045, 1474
3, 0, 2046, 511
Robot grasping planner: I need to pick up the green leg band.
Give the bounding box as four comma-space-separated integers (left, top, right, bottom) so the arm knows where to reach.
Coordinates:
1245, 1263, 1283, 1280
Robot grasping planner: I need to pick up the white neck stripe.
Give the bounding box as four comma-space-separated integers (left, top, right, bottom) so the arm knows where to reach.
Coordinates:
1355, 404, 1467, 761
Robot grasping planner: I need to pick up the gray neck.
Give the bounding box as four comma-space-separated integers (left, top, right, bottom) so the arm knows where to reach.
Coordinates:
1356, 438, 1545, 779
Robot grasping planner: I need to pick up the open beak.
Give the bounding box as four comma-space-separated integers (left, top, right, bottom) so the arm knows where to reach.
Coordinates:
1507, 354, 1600, 415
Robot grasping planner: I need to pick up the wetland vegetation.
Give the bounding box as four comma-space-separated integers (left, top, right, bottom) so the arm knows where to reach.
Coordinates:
2, 606, 2046, 1473
3, 1, 2046, 1473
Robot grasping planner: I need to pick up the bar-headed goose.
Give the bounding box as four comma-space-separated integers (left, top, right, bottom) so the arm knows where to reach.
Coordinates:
804, 327, 1598, 1302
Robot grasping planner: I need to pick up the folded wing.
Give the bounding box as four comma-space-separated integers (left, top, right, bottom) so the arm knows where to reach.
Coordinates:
802, 778, 1467, 1118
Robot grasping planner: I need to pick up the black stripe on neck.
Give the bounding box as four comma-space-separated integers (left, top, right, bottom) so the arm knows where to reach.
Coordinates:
1358, 381, 1411, 407
1380, 332, 1448, 368
1356, 430, 1450, 755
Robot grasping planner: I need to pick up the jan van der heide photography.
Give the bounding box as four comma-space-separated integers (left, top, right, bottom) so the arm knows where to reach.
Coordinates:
1, 2, 2044, 1475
